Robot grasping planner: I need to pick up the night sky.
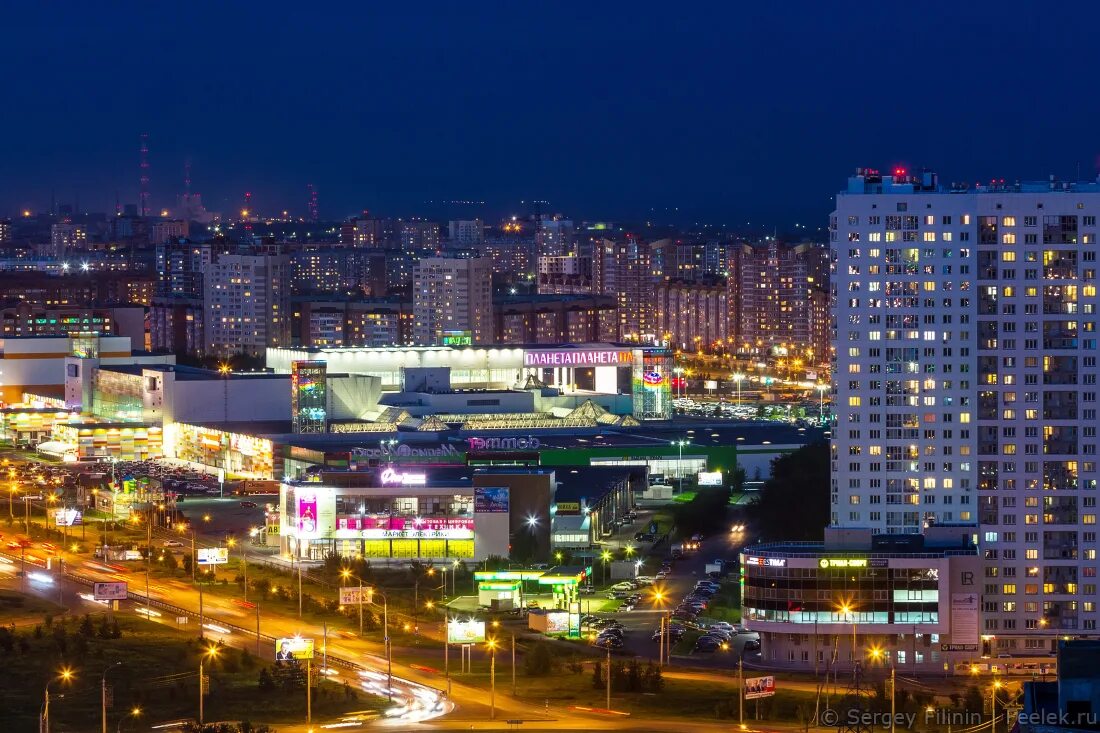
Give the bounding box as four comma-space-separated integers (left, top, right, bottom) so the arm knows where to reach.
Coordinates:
3, 1, 1100, 229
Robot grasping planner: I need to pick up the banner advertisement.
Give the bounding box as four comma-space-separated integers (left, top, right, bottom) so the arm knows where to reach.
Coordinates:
297, 492, 319, 536
94, 582, 128, 601
697, 471, 723, 486
275, 637, 315, 661
744, 675, 775, 699
53, 508, 83, 526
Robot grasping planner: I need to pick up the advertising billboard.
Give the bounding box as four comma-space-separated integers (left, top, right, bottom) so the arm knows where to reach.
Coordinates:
951, 593, 980, 646
697, 471, 723, 486
93, 582, 128, 601
339, 587, 374, 606
474, 486, 509, 513
275, 637, 315, 661
447, 619, 486, 644
291, 360, 327, 434
197, 547, 229, 565
744, 675, 775, 699
53, 508, 83, 526
296, 491, 319, 536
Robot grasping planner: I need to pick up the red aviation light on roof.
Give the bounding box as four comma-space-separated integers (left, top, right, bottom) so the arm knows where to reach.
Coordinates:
893, 167, 907, 178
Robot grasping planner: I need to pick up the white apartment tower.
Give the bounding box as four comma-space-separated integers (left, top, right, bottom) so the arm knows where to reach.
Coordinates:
412, 257, 492, 345
204, 249, 290, 358
832, 168, 1100, 652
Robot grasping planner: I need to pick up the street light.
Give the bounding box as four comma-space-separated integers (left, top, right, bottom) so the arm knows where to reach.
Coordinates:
991, 679, 1003, 733
674, 439, 689, 491
869, 646, 895, 733
816, 383, 828, 425
199, 644, 219, 725
838, 602, 858, 667
486, 637, 498, 720
732, 372, 744, 408
101, 661, 123, 733
117, 707, 141, 733
42, 666, 74, 733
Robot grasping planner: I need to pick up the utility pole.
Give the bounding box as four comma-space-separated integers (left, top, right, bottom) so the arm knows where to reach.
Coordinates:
738, 657, 744, 727
511, 634, 516, 696
605, 642, 611, 710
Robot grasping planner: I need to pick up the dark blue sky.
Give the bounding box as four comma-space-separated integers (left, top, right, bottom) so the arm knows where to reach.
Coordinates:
3, 2, 1099, 229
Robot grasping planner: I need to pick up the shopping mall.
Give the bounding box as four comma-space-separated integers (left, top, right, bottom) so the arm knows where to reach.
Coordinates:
279, 464, 641, 561
740, 525, 984, 675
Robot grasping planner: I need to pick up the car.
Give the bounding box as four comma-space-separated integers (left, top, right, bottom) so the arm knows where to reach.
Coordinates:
708, 621, 735, 631
694, 637, 721, 652
706, 629, 732, 641
610, 582, 633, 591
239, 500, 257, 508
593, 636, 623, 649
162, 540, 184, 548
743, 639, 761, 651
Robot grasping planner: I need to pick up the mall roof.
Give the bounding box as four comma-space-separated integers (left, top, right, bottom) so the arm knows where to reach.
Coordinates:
99, 364, 288, 380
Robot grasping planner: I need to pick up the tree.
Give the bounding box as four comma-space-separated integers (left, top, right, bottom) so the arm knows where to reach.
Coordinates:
747, 440, 829, 541
672, 486, 732, 536
251, 578, 272, 600
592, 660, 604, 689
523, 641, 553, 676
257, 667, 275, 692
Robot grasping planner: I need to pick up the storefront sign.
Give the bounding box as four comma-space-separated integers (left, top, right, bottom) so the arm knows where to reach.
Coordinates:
523, 349, 633, 367
337, 516, 474, 532
555, 501, 581, 514
359, 528, 474, 540
940, 643, 979, 652
474, 486, 510, 513
442, 330, 472, 346
467, 436, 541, 451
380, 468, 427, 485
819, 558, 867, 569
744, 556, 786, 568
353, 443, 462, 459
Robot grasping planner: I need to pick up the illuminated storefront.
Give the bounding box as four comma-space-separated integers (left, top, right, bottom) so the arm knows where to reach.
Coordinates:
0, 407, 78, 446
167, 422, 276, 479
279, 480, 510, 561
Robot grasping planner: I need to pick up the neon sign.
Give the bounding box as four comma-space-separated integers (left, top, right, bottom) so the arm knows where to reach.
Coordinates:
380, 468, 427, 485
523, 349, 633, 367
819, 558, 867, 569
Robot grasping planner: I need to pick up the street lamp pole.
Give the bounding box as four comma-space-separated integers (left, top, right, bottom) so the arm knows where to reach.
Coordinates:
199, 645, 219, 726
102, 661, 122, 733
733, 372, 744, 408
488, 639, 498, 720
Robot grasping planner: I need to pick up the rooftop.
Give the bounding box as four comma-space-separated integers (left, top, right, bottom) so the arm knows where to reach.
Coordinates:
843, 167, 1100, 196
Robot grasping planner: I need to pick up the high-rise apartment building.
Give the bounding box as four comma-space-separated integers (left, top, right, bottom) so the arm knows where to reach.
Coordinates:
203, 247, 290, 357
594, 237, 656, 341
50, 222, 86, 259
412, 257, 492, 345
536, 218, 574, 257
654, 278, 730, 352
448, 219, 484, 245
0, 219, 12, 243
832, 168, 1100, 653
735, 240, 829, 365
400, 220, 441, 250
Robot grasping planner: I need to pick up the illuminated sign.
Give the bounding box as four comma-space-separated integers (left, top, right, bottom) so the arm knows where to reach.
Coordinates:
743, 556, 786, 568
744, 675, 775, 700
467, 436, 541, 451
819, 558, 867, 569
523, 349, 633, 367
337, 516, 474, 532
642, 371, 665, 387
697, 471, 723, 486
360, 528, 474, 540
291, 360, 327, 434
555, 501, 581, 514
297, 492, 318, 536
442, 330, 472, 346
339, 587, 374, 605
53, 508, 83, 526
474, 486, 509, 513
447, 619, 486, 644
355, 443, 461, 459
380, 468, 427, 485
197, 547, 229, 565
276, 637, 315, 661
93, 582, 127, 601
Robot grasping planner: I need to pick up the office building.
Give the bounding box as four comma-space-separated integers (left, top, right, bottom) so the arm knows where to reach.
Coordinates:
203, 247, 290, 357
412, 257, 492, 345
831, 168, 1100, 656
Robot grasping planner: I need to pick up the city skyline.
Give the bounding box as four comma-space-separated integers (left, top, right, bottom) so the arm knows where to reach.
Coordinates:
5, 2, 1100, 227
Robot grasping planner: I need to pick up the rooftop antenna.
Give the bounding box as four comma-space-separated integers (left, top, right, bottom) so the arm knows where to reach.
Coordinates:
184, 158, 192, 198
115, 191, 121, 217
307, 183, 319, 223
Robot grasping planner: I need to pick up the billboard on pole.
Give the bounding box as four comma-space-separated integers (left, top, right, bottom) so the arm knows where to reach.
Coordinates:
275, 637, 315, 661
744, 675, 775, 699
197, 547, 229, 565
447, 619, 486, 644
94, 582, 128, 601
339, 587, 373, 606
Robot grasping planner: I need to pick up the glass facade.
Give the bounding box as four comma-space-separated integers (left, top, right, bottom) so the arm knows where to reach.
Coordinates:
742, 562, 941, 625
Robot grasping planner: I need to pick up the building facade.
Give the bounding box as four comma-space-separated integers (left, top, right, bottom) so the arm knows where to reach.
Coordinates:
412, 257, 492, 345
203, 248, 290, 357
831, 168, 1100, 656
654, 278, 730, 353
